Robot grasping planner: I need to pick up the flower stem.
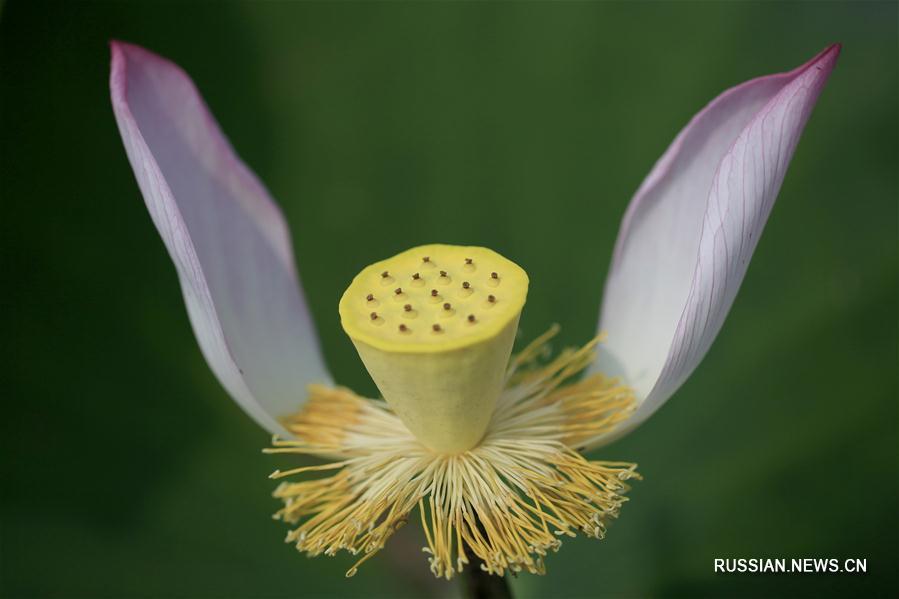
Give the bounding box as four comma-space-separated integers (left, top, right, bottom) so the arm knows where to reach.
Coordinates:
462, 556, 513, 599
462, 516, 514, 599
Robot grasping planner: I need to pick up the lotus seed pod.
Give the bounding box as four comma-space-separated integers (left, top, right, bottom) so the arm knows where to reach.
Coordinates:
339, 244, 528, 453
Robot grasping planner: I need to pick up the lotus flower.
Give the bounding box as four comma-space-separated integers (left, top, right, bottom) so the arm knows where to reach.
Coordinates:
109, 41, 839, 580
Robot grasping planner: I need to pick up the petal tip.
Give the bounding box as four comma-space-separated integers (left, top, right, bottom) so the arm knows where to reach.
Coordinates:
108, 39, 141, 62
107, 40, 187, 82
806, 43, 842, 76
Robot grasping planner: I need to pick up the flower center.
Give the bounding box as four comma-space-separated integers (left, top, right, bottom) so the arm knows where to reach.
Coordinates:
267, 328, 638, 579
339, 244, 529, 453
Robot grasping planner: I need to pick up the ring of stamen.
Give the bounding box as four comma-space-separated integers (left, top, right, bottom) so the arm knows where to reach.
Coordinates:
267, 328, 638, 579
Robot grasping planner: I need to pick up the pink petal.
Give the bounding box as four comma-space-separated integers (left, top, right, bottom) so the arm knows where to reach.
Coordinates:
109, 41, 331, 435
594, 45, 840, 442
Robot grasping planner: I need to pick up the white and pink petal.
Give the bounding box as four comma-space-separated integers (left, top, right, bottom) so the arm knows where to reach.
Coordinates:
109, 41, 332, 435
593, 45, 840, 444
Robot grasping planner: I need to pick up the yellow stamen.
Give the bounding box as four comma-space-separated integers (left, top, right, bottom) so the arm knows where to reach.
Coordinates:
266, 329, 639, 579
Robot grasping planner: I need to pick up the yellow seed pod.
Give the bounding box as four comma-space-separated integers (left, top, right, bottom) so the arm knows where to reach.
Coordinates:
339, 244, 529, 453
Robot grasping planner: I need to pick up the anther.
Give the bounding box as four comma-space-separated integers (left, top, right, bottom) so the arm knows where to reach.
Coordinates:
443, 303, 451, 310
488, 295, 496, 303
462, 281, 470, 289
404, 304, 412, 312
491, 272, 498, 279
398, 324, 408, 332
465, 258, 473, 265
381, 271, 389, 278
467, 314, 476, 323
439, 270, 447, 277
370, 312, 378, 320
413, 273, 420, 280
366, 293, 374, 301
423, 256, 430, 263
432, 324, 442, 332
431, 289, 439, 297
395, 288, 403, 295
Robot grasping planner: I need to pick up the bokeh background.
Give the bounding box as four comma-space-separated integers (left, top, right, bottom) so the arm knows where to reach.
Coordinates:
1, 1, 896, 598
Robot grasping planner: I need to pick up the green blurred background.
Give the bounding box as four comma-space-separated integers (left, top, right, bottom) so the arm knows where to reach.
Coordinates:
1, 1, 896, 598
